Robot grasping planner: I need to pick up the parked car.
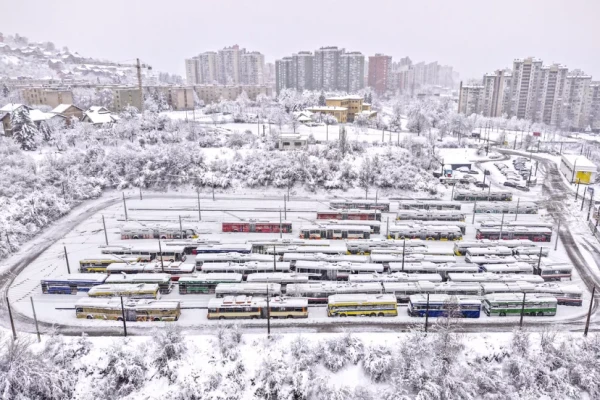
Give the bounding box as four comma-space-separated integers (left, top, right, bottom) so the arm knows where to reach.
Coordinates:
503, 181, 517, 188
475, 182, 490, 188
456, 167, 470, 172
467, 170, 480, 175
516, 185, 530, 192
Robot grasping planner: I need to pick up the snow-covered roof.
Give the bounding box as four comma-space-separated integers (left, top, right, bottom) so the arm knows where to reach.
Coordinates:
561, 154, 596, 170
327, 95, 363, 101
0, 103, 29, 113
307, 106, 347, 111
51, 104, 82, 114
83, 106, 119, 124
29, 109, 66, 122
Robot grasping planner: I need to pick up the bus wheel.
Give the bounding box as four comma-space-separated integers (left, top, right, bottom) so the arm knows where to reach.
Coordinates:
537, 312, 544, 316
117, 317, 123, 321
287, 315, 293, 319
370, 313, 376, 317
340, 313, 347, 317
219, 316, 225, 320
86, 315, 93, 319
251, 316, 258, 320
378, 312, 385, 317
499, 312, 506, 317
153, 318, 161, 322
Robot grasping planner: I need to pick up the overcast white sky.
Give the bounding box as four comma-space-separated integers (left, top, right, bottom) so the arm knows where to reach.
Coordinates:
3, 0, 600, 80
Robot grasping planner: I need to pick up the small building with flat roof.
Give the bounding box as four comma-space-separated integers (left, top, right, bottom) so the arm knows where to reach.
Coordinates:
560, 154, 597, 184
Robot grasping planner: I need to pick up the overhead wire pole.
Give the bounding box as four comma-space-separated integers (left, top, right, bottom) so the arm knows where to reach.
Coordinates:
519, 292, 527, 329
6, 296, 17, 340
498, 212, 505, 240
136, 58, 144, 113
64, 246, 71, 274
30, 297, 40, 342
120, 296, 128, 337
179, 215, 183, 239
158, 232, 165, 272
472, 201, 477, 224
122, 193, 128, 221
197, 189, 202, 221
554, 219, 561, 251
102, 215, 109, 246
515, 198, 520, 221
584, 286, 596, 337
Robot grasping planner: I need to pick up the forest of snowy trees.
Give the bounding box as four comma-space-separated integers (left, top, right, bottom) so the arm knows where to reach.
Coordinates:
1, 325, 599, 400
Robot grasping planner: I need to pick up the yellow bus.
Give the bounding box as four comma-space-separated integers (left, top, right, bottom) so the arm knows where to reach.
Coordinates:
327, 294, 398, 317
207, 295, 308, 320
75, 298, 180, 321
79, 254, 141, 273
87, 283, 160, 299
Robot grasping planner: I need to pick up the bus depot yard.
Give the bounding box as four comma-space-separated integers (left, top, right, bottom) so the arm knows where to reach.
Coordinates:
5, 186, 594, 333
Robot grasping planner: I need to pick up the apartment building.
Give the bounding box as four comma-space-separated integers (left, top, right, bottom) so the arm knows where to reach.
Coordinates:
275, 57, 294, 94
20, 88, 73, 108
313, 46, 344, 91
217, 45, 243, 85
264, 62, 275, 86
368, 54, 392, 94
338, 52, 365, 93
561, 71, 592, 129
585, 82, 600, 131
198, 52, 218, 84
185, 58, 200, 85
458, 84, 484, 115
537, 64, 568, 126
240, 51, 265, 85
112, 87, 142, 112
325, 95, 369, 122
293, 51, 314, 91
148, 86, 195, 111
509, 57, 544, 120
193, 85, 272, 104
482, 70, 510, 118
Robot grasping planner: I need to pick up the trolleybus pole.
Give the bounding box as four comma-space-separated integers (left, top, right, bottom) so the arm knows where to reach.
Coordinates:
120, 296, 128, 337
266, 284, 271, 337
498, 212, 505, 240
515, 198, 520, 221
64, 246, 71, 274
139, 187, 142, 200
273, 245, 276, 272
401, 238, 406, 272
6, 296, 17, 340
554, 220, 561, 251
472, 201, 477, 224
122, 192, 128, 221
30, 297, 40, 343
179, 215, 183, 239
519, 292, 526, 329
197, 189, 202, 221
584, 286, 596, 337
158, 233, 165, 272
424, 293, 430, 333
102, 215, 109, 246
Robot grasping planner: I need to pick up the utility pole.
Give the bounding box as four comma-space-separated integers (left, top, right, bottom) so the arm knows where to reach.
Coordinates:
401, 238, 406, 271
386, 217, 389, 238
30, 297, 40, 342
139, 187, 143, 200
424, 293, 430, 333
581, 188, 587, 211
498, 212, 505, 240
120, 296, 128, 337
6, 296, 16, 340
284, 195, 287, 220
584, 286, 595, 337
158, 235, 165, 272
519, 292, 526, 329
554, 220, 561, 251
266, 284, 271, 337
179, 215, 183, 239
472, 201, 477, 224
196, 188, 202, 221
273, 245, 276, 272
279, 209, 282, 239
575, 180, 581, 200
451, 184, 455, 201
536, 247, 543, 273
64, 246, 71, 274
136, 58, 144, 113
587, 191, 595, 221
102, 215, 108, 246
122, 192, 128, 221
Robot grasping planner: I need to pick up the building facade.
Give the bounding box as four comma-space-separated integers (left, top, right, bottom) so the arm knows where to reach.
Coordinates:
458, 84, 484, 115
240, 51, 265, 85
193, 85, 272, 104
21, 88, 73, 108
313, 46, 344, 91
112, 87, 143, 112
338, 52, 365, 93
275, 57, 294, 94
368, 54, 392, 94
292, 51, 314, 91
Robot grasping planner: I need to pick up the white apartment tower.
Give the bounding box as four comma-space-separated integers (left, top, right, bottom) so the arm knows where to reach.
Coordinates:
458, 84, 484, 115
561, 70, 592, 129
537, 64, 568, 126
185, 58, 200, 85
509, 57, 544, 120
338, 52, 365, 92
275, 57, 294, 94
482, 70, 509, 117
313, 46, 344, 91
217, 45, 244, 85
240, 51, 265, 85
292, 51, 314, 91
198, 52, 218, 84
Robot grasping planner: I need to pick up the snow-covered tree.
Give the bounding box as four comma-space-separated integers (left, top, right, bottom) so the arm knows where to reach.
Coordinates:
152, 325, 188, 383
11, 107, 38, 150
318, 91, 326, 106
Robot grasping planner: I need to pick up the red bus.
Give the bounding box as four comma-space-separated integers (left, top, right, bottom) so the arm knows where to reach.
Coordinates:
222, 221, 293, 233
317, 209, 381, 221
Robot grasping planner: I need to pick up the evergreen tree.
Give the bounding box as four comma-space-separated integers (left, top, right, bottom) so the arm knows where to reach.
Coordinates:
318, 91, 326, 106
1, 84, 9, 98
11, 107, 38, 150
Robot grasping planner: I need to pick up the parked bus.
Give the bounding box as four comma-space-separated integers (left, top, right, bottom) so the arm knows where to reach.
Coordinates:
79, 254, 141, 273
395, 220, 467, 234
100, 245, 187, 262
347, 273, 442, 283
454, 189, 512, 202
88, 283, 160, 299
198, 262, 291, 277
480, 282, 536, 295
105, 273, 173, 294
397, 200, 462, 211
120, 222, 199, 240
407, 294, 482, 318
299, 225, 371, 240
478, 220, 554, 230
324, 219, 382, 234
164, 238, 220, 254
215, 282, 282, 298
317, 209, 382, 221
346, 239, 427, 254
387, 261, 438, 274
453, 239, 537, 255
75, 298, 181, 321
436, 263, 480, 281
249, 239, 330, 254
195, 253, 273, 267
287, 282, 383, 303
382, 281, 436, 302
329, 200, 390, 211
222, 221, 292, 233
532, 283, 583, 306
327, 294, 398, 317
106, 261, 196, 281
482, 293, 557, 317
465, 254, 517, 265
534, 262, 573, 281
246, 272, 310, 286
372, 253, 456, 268
465, 247, 513, 257
292, 260, 383, 280
178, 273, 243, 294
479, 263, 534, 274
370, 247, 454, 256
265, 245, 346, 256
447, 273, 545, 284
514, 247, 550, 257
396, 210, 466, 222
193, 243, 252, 255
40, 274, 107, 294
433, 282, 482, 296
282, 252, 369, 266
474, 202, 538, 214
207, 296, 308, 320
475, 227, 552, 242
388, 225, 463, 241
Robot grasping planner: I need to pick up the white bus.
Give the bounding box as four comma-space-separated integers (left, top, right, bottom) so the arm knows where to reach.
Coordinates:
388, 261, 438, 274
345, 239, 427, 254
300, 225, 371, 240
286, 282, 384, 303
370, 247, 454, 256
347, 273, 442, 283
292, 260, 383, 280
436, 263, 481, 280
104, 273, 173, 294
382, 281, 436, 302
395, 220, 467, 234
207, 296, 308, 320
265, 246, 346, 255
388, 225, 463, 241
474, 202, 538, 214
465, 254, 517, 265
88, 283, 161, 299
397, 200, 462, 211
534, 262, 573, 281
246, 273, 310, 286
532, 283, 583, 306
372, 253, 456, 268
465, 247, 513, 257
100, 244, 187, 262
479, 263, 534, 274
215, 283, 282, 298
198, 262, 291, 277
195, 253, 272, 267
396, 210, 466, 222
513, 247, 550, 256
249, 238, 330, 254
282, 252, 369, 265
480, 282, 536, 295
453, 239, 537, 255
447, 273, 545, 284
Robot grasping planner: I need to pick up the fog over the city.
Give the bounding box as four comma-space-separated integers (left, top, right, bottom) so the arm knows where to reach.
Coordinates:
3, 0, 599, 79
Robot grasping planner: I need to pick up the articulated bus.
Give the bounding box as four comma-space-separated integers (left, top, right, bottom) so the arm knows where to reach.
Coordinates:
215, 282, 282, 298
75, 298, 181, 321
104, 273, 173, 294
453, 189, 512, 202
482, 293, 557, 317
222, 221, 293, 233
327, 294, 398, 317
79, 255, 141, 273
465, 247, 513, 257
475, 227, 552, 242
248, 239, 331, 254
265, 246, 346, 256
282, 252, 369, 266
396, 210, 466, 222
193, 243, 252, 255
178, 273, 243, 294
195, 253, 273, 267
407, 294, 482, 318
370, 247, 454, 256
386, 261, 439, 274
300, 225, 371, 240
323, 219, 381, 234
105, 261, 196, 281
198, 262, 292, 278
465, 254, 517, 265
453, 239, 537, 256
120, 222, 199, 240
100, 245, 187, 263
371, 253, 455, 268
292, 260, 383, 280
246, 272, 310, 286
329, 200, 390, 212
388, 225, 463, 241
478, 220, 554, 230
87, 283, 160, 299
207, 296, 308, 320
345, 239, 427, 254
474, 201, 538, 214
382, 282, 436, 302
317, 209, 382, 221
41, 274, 108, 294
347, 273, 442, 283
397, 200, 462, 211
395, 220, 467, 234
287, 282, 384, 303
479, 263, 534, 274
447, 273, 545, 284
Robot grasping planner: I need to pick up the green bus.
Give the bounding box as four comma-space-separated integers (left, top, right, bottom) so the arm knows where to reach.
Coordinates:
178, 273, 243, 294
483, 293, 557, 317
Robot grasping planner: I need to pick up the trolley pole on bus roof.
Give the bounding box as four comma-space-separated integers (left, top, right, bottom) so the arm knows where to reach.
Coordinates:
122, 192, 128, 221
424, 293, 430, 333
401, 239, 406, 272
472, 201, 477, 224
498, 212, 505, 240
64, 246, 71, 274
158, 235, 165, 272
554, 220, 561, 251
515, 198, 520, 221
197, 189, 202, 221
584, 286, 595, 337
6, 296, 16, 340
102, 215, 108, 246
30, 297, 40, 343
519, 292, 526, 329
120, 296, 128, 337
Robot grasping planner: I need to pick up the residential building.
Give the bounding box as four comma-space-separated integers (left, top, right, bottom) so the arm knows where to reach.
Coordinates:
112, 87, 142, 112
537, 64, 568, 126
292, 51, 314, 91
586, 82, 600, 131
482, 70, 510, 117
0, 103, 32, 135
198, 51, 218, 84
275, 57, 294, 94
561, 70, 592, 130
240, 51, 265, 85
193, 85, 272, 104
368, 54, 392, 94
338, 52, 365, 93
325, 95, 366, 122
313, 46, 344, 91
217, 45, 244, 85
264, 62, 275, 86
21, 88, 73, 108
457, 84, 484, 115
509, 57, 544, 120
50, 104, 84, 122
150, 86, 195, 111
306, 105, 348, 123
82, 106, 119, 125
185, 57, 200, 85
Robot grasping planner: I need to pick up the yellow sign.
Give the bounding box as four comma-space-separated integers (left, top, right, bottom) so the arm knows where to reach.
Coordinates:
576, 171, 592, 184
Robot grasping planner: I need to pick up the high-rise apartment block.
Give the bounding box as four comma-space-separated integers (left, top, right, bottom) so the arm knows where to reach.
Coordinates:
240, 51, 265, 85
388, 59, 456, 94
185, 45, 263, 86
367, 54, 392, 94
338, 52, 365, 93
292, 52, 314, 91
459, 56, 600, 131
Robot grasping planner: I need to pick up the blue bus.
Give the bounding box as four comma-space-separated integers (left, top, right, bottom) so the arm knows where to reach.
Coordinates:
407, 294, 481, 318
41, 274, 108, 294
